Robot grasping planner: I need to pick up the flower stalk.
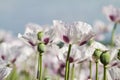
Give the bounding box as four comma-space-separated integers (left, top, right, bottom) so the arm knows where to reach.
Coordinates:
37, 52, 43, 80
70, 64, 75, 80
37, 43, 45, 80
65, 44, 72, 80
95, 61, 99, 80
103, 65, 107, 80
89, 61, 92, 79
111, 23, 117, 47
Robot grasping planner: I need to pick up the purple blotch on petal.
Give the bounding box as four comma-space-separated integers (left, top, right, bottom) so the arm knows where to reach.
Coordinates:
109, 15, 116, 22
79, 41, 87, 46
63, 35, 69, 43
44, 38, 49, 45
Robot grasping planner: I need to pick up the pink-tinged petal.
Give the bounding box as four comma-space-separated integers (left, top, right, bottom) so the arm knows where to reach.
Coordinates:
44, 38, 49, 45
63, 35, 69, 43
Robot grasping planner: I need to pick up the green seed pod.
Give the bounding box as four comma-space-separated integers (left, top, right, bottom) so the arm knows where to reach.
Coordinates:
117, 49, 120, 60
93, 49, 102, 62
37, 31, 44, 40
100, 51, 110, 66
37, 43, 45, 53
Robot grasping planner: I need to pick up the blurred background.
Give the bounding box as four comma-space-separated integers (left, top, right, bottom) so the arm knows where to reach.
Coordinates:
0, 0, 120, 36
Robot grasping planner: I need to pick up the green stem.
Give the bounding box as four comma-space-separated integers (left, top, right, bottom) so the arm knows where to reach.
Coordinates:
103, 65, 107, 80
43, 66, 47, 80
77, 63, 82, 79
70, 64, 75, 80
57, 75, 60, 80
65, 44, 72, 80
37, 52, 42, 80
111, 23, 117, 47
95, 61, 99, 80
89, 61, 92, 79
37, 53, 40, 79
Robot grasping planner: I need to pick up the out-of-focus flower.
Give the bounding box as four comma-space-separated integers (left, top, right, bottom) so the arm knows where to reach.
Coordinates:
93, 21, 112, 41
0, 40, 23, 64
103, 5, 120, 23
53, 20, 94, 45
0, 39, 36, 77
0, 30, 13, 43
0, 39, 34, 66
0, 59, 12, 80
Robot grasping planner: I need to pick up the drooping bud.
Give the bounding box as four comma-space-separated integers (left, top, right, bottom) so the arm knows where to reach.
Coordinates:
92, 49, 102, 62
37, 43, 45, 53
37, 31, 44, 40
117, 49, 120, 60
100, 51, 110, 66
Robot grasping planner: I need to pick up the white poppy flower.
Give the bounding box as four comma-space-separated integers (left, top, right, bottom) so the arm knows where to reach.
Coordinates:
103, 5, 120, 23
18, 23, 42, 47
0, 39, 33, 65
53, 20, 94, 45
18, 23, 57, 47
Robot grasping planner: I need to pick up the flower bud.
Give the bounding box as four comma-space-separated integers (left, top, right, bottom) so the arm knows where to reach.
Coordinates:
37, 31, 44, 40
117, 49, 120, 60
92, 49, 102, 62
37, 43, 45, 53
100, 51, 110, 66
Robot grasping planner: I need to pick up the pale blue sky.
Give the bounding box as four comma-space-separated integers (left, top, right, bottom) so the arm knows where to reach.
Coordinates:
0, 0, 120, 36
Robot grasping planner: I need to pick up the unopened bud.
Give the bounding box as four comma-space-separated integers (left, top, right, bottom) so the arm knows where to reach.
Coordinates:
37, 31, 44, 40
37, 43, 45, 53
93, 49, 102, 62
100, 51, 110, 66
